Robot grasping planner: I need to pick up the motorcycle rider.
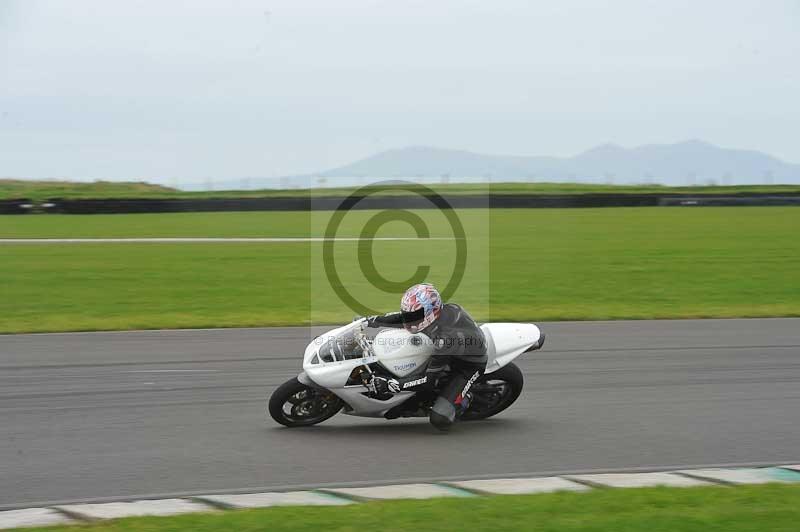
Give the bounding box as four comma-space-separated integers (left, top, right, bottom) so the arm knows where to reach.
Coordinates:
365, 283, 487, 431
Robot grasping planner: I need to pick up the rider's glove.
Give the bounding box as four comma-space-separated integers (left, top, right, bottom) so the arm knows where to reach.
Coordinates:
369, 376, 401, 395
365, 315, 380, 328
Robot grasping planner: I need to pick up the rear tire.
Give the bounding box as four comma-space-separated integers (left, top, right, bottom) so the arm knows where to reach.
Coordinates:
460, 362, 524, 421
268, 378, 343, 427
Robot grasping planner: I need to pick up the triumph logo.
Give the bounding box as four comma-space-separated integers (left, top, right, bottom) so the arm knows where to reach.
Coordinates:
393, 361, 417, 372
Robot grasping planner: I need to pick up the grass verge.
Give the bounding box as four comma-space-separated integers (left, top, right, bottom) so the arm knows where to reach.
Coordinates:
1, 207, 799, 333
14, 484, 800, 532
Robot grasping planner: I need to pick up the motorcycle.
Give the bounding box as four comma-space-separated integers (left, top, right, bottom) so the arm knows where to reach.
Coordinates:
268, 318, 545, 427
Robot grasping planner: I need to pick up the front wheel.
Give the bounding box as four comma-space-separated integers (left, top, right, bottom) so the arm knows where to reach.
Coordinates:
268, 378, 343, 427
461, 362, 524, 421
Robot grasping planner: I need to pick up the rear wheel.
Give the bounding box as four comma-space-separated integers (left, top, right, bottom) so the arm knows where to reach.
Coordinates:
268, 378, 343, 427
460, 362, 524, 421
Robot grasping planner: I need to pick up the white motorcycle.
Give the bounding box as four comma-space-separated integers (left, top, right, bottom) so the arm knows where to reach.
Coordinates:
268, 318, 545, 427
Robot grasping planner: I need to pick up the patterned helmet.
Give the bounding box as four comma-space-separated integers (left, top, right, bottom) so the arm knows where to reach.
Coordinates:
400, 283, 442, 333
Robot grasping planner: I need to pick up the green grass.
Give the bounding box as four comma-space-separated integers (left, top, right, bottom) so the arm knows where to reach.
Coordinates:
3, 178, 800, 200
14, 484, 800, 532
0, 212, 316, 238
1, 207, 799, 333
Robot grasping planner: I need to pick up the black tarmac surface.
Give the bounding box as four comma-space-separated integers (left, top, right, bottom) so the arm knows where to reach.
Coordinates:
1, 318, 799, 508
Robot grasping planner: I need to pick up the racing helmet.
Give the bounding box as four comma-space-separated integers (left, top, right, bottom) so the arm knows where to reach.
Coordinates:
400, 283, 442, 333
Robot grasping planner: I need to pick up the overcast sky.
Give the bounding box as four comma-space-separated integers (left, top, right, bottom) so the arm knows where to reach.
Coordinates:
1, 0, 799, 185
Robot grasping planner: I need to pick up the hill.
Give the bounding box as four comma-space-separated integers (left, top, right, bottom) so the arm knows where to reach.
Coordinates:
318, 140, 800, 185
0, 179, 178, 201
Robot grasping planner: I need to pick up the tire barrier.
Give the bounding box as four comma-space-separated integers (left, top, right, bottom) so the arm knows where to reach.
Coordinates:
15, 192, 800, 214
0, 200, 32, 215
658, 195, 800, 206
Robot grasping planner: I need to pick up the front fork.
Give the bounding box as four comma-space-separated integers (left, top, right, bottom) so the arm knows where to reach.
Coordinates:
297, 371, 352, 412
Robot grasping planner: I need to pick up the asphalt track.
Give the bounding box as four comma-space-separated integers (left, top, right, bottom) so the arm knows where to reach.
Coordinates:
1, 318, 799, 509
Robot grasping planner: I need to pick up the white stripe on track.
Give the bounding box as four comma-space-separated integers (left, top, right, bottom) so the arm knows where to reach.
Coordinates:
0, 237, 454, 244
122, 370, 220, 373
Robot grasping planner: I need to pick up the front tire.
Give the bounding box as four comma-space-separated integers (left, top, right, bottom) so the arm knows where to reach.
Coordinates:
461, 362, 524, 421
268, 378, 343, 427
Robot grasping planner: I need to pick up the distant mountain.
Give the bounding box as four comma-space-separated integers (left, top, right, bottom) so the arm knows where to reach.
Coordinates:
320, 146, 560, 180
317, 140, 800, 186
184, 140, 800, 190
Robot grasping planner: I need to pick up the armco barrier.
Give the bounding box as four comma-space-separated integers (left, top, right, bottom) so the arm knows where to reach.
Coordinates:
0, 200, 31, 214
30, 192, 800, 214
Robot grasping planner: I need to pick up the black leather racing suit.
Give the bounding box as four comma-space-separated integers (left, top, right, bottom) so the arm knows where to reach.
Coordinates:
370, 303, 487, 430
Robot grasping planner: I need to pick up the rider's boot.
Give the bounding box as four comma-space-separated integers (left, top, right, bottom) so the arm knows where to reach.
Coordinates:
430, 396, 456, 431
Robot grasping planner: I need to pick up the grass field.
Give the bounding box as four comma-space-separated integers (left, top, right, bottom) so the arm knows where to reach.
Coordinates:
12, 484, 800, 532
1, 207, 798, 333
3, 178, 800, 201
